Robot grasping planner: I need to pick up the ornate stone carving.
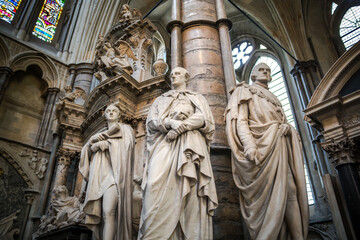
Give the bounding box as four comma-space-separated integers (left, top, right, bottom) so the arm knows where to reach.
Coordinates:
0, 148, 33, 187
308, 223, 337, 240
0, 210, 20, 240
322, 138, 356, 167
118, 4, 142, 23
93, 4, 157, 82
35, 185, 84, 236
152, 58, 168, 76
342, 113, 360, 128
19, 149, 48, 179
55, 86, 86, 119
53, 148, 78, 188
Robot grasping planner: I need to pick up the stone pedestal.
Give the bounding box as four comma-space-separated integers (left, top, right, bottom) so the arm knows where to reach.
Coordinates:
36, 225, 92, 240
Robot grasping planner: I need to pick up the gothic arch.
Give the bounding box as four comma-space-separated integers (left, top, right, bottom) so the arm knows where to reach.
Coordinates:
0, 147, 34, 188
308, 41, 360, 107
0, 36, 10, 67
9, 52, 59, 88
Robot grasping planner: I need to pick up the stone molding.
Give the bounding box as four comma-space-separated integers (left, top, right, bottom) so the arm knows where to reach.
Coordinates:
322, 138, 356, 167
307, 41, 360, 107
0, 147, 33, 187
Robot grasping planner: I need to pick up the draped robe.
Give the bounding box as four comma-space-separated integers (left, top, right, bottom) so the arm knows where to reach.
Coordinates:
139, 90, 218, 240
225, 83, 308, 239
79, 123, 134, 240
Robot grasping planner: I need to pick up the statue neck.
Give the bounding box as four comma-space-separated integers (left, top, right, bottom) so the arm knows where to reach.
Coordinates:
172, 84, 187, 91
107, 121, 118, 129
253, 81, 269, 89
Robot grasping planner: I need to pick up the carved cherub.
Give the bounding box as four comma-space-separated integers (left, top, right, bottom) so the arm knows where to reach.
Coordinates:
118, 4, 142, 22
100, 41, 137, 75
35, 158, 48, 179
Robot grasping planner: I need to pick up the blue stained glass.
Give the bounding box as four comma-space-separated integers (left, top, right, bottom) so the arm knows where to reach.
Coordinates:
0, 0, 22, 23
32, 0, 65, 42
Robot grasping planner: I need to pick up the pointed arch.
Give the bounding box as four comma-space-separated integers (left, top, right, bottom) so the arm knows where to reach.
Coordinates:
9, 52, 59, 88
0, 147, 34, 187
0, 36, 10, 67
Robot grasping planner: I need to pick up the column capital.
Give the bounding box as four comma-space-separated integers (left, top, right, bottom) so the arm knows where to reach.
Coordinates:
0, 67, 14, 76
24, 189, 40, 205
57, 148, 78, 166
290, 60, 318, 75
322, 138, 357, 167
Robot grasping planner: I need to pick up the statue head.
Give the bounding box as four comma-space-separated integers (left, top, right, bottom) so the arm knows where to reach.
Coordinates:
251, 63, 272, 83
104, 103, 122, 122
170, 67, 190, 89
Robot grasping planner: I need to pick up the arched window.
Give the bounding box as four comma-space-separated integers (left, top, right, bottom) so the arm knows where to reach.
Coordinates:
0, 0, 22, 23
232, 37, 315, 205
339, 6, 360, 50
32, 0, 66, 42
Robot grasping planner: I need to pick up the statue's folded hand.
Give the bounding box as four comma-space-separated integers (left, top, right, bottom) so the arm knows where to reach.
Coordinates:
91, 140, 109, 152
244, 147, 259, 165
165, 130, 179, 142
279, 123, 291, 137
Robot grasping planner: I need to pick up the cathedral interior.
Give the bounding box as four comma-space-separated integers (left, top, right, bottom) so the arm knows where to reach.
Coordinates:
0, 0, 359, 239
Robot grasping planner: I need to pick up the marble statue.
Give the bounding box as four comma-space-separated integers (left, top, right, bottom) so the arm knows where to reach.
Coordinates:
79, 103, 135, 240
99, 41, 137, 75
36, 185, 84, 235
138, 67, 218, 239
225, 63, 308, 239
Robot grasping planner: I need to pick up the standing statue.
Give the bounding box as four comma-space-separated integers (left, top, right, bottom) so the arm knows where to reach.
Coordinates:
79, 103, 135, 240
225, 63, 308, 239
138, 67, 218, 239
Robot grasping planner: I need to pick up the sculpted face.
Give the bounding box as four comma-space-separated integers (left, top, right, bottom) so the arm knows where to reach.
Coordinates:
251, 63, 271, 83
170, 67, 189, 88
105, 104, 121, 122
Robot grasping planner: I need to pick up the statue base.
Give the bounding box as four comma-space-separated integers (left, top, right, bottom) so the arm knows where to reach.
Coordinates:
36, 225, 92, 240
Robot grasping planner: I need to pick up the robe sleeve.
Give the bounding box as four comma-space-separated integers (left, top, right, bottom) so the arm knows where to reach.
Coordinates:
79, 142, 91, 181
237, 103, 257, 151
146, 97, 168, 134
182, 107, 205, 131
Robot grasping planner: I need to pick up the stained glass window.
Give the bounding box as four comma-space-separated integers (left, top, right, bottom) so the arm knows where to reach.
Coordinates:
339, 6, 360, 50
331, 2, 338, 15
0, 0, 22, 23
232, 41, 253, 69
32, 0, 65, 42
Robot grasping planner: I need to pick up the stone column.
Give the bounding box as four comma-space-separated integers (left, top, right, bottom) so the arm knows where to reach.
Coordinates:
54, 148, 77, 188
21, 189, 39, 240
290, 60, 321, 108
167, 0, 183, 69
0, 67, 14, 103
181, 0, 242, 238
73, 63, 94, 95
215, 0, 236, 99
323, 138, 360, 239
35, 88, 60, 148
